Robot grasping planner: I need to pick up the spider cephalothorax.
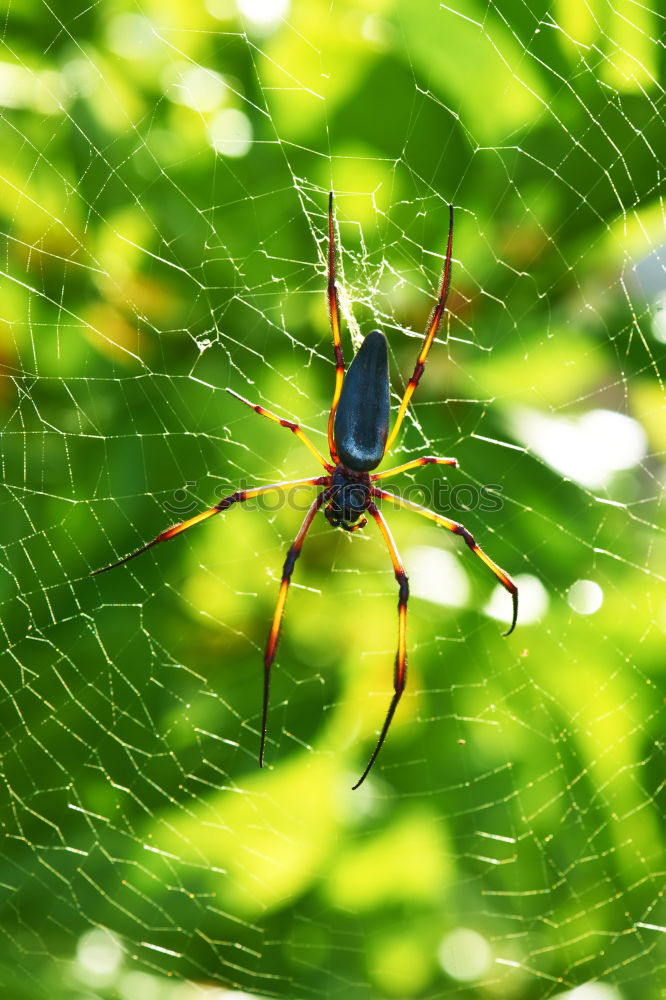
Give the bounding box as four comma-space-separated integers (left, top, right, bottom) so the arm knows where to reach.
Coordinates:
92, 193, 519, 789
324, 466, 372, 532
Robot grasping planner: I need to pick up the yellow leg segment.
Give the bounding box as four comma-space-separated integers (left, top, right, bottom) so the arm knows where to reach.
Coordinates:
372, 455, 458, 480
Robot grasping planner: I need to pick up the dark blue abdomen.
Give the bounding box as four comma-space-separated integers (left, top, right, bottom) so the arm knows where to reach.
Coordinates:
334, 330, 390, 471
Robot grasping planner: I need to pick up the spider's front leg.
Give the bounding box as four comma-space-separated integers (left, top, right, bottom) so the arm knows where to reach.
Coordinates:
226, 388, 332, 471
384, 204, 454, 455
326, 193, 346, 464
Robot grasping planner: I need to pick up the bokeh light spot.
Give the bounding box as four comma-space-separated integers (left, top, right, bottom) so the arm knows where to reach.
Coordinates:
163, 63, 227, 113
407, 545, 470, 607
553, 983, 624, 1000
107, 14, 161, 61
567, 579, 604, 615
209, 108, 252, 157
237, 0, 290, 28
511, 407, 647, 488
76, 928, 123, 983
438, 928, 492, 982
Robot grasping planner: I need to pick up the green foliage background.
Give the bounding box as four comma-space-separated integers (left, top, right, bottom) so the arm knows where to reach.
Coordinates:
0, 0, 664, 997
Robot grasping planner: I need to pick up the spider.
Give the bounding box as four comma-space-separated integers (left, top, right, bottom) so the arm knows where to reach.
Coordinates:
92, 194, 518, 789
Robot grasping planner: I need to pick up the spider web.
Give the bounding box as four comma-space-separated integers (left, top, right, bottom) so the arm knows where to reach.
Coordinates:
0, 0, 664, 998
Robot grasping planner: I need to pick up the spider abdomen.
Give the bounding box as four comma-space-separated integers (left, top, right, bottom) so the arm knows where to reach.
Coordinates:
334, 330, 390, 472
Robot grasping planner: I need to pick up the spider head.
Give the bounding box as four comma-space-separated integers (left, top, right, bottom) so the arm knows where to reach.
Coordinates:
325, 466, 371, 532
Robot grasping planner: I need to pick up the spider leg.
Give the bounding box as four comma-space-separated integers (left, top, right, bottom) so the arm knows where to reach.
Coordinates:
261, 486, 333, 767
226, 389, 333, 471
326, 192, 346, 463
372, 486, 518, 636
384, 204, 454, 455
352, 502, 409, 789
371, 455, 458, 481
91, 476, 330, 575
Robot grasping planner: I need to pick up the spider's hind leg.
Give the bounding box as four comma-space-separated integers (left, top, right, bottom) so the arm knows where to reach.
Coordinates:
261, 487, 333, 768
352, 502, 409, 789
